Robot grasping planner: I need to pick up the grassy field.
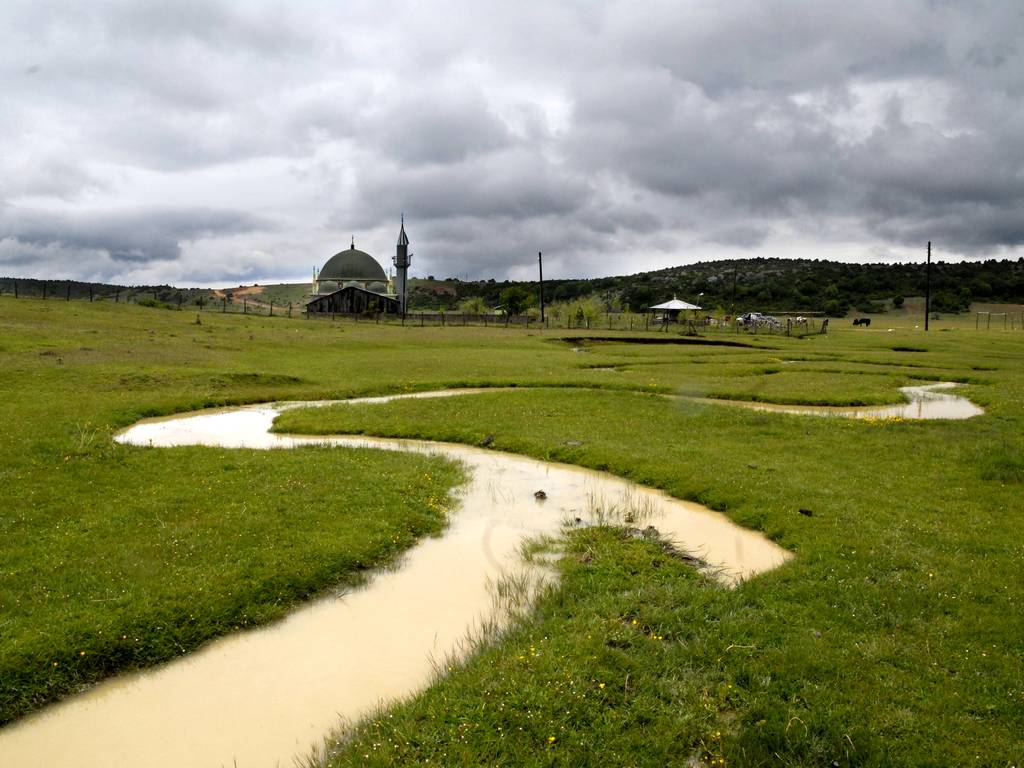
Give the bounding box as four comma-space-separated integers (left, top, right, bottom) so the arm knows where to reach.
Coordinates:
0, 299, 473, 722
1, 296, 1022, 765
278, 375, 1023, 766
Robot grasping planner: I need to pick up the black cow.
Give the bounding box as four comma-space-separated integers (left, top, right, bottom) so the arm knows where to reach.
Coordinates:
853, 318, 871, 326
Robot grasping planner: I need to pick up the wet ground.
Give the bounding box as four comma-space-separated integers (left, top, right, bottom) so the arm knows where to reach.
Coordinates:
1, 382, 979, 766
697, 382, 983, 420
0, 390, 789, 768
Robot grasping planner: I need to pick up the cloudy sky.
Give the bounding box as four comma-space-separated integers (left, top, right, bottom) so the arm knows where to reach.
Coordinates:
1, 1, 1022, 286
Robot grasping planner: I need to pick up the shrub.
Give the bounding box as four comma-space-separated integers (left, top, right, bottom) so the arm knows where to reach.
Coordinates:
137, 298, 177, 311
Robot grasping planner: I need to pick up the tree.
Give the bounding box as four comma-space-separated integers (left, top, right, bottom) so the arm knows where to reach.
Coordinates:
499, 286, 532, 316
459, 296, 488, 314
568, 297, 602, 327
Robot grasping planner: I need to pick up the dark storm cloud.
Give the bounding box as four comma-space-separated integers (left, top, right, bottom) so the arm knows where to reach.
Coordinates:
351, 149, 590, 224
2, 0, 1023, 283
550, 2, 1024, 258
0, 207, 271, 266
406, 215, 613, 281
367, 92, 512, 166
566, 74, 844, 210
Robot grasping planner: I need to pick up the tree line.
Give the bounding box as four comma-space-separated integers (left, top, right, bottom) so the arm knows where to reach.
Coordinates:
407, 257, 1024, 316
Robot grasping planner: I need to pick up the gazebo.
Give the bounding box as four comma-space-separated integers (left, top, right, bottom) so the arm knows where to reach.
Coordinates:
649, 297, 702, 323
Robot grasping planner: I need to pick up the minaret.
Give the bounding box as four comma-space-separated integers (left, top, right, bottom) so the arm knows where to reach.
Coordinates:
393, 214, 411, 315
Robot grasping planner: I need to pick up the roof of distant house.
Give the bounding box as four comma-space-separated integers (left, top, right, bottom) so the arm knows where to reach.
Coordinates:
650, 298, 702, 310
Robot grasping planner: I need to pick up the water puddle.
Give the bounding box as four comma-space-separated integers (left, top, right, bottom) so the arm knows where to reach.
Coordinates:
697, 383, 982, 420
0, 392, 791, 768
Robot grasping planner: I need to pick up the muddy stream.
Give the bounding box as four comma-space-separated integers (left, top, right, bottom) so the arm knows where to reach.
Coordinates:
698, 382, 983, 420
0, 384, 978, 767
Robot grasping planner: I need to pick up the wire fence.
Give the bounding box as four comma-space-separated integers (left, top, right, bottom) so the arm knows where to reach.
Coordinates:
5, 279, 1022, 332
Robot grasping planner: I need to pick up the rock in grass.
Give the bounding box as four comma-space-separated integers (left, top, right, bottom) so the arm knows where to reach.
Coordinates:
478, 434, 495, 447
799, 508, 814, 517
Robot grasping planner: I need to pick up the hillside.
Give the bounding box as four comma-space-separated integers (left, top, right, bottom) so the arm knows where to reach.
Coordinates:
5, 257, 1024, 316
407, 257, 1024, 316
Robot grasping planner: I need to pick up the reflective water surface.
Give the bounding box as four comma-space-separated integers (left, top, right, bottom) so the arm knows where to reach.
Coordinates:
0, 390, 791, 768
698, 382, 983, 420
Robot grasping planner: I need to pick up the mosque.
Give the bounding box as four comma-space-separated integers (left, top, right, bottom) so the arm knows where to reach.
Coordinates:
305, 218, 411, 315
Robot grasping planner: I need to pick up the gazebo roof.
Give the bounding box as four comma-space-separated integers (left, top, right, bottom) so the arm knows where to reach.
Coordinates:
650, 298, 702, 311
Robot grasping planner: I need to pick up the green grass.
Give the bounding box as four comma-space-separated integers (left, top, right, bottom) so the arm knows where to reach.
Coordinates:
275, 371, 1024, 763
2, 296, 1023, 764
1, 446, 461, 722
0, 299, 474, 723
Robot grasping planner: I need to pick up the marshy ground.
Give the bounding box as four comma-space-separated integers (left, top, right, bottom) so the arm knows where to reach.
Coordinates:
0, 297, 1021, 766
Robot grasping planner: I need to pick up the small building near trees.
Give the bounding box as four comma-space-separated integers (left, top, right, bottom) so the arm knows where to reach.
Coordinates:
649, 297, 702, 322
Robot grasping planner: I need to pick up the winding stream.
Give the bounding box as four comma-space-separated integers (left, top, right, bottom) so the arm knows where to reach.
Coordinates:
0, 383, 978, 767
698, 382, 983, 420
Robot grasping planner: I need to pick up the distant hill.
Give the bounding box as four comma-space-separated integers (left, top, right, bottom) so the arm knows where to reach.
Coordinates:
0, 278, 214, 306
4, 257, 1023, 316
0, 278, 309, 311
407, 257, 1024, 316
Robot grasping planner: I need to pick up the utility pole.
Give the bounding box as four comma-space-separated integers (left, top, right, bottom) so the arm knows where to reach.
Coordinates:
538, 251, 545, 323
731, 269, 737, 315
925, 241, 932, 332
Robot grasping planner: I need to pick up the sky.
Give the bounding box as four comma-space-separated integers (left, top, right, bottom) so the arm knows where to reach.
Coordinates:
1, 0, 1022, 287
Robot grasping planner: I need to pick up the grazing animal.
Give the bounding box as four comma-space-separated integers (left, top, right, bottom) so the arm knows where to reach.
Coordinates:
853, 318, 871, 327
794, 316, 808, 326
737, 312, 782, 331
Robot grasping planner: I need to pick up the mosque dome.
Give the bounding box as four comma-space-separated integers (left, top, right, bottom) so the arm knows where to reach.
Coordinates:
367, 281, 387, 294
318, 242, 387, 283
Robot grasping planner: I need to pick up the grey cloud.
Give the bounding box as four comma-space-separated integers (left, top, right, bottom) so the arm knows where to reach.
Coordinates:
367, 93, 512, 166
1, 206, 272, 268
705, 224, 771, 249
567, 73, 845, 210
406, 215, 611, 281
351, 149, 591, 224
3, 0, 1024, 285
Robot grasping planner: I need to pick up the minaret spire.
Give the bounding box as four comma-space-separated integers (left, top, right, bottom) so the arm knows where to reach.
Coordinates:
393, 215, 411, 315
397, 214, 409, 246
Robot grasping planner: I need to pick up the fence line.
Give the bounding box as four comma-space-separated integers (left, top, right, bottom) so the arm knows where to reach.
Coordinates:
4, 284, 1023, 331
